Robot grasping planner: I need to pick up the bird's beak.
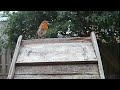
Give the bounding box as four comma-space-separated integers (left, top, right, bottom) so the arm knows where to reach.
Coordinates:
48, 23, 50, 25
47, 21, 51, 25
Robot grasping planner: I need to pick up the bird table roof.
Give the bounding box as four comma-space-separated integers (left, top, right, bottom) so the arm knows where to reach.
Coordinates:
16, 37, 98, 63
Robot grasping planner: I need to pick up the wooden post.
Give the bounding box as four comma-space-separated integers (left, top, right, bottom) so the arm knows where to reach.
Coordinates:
7, 48, 11, 73
7, 35, 22, 79
91, 32, 105, 79
1, 48, 6, 74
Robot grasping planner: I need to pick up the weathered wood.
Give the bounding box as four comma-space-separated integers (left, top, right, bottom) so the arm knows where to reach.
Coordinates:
98, 42, 119, 71
16, 42, 97, 63
14, 75, 100, 79
1, 48, 6, 74
16, 61, 98, 66
91, 32, 105, 79
0, 48, 11, 75
15, 64, 99, 75
0, 75, 7, 79
6, 33, 105, 79
0, 73, 8, 75
7, 35, 22, 79
22, 37, 91, 45
7, 48, 11, 73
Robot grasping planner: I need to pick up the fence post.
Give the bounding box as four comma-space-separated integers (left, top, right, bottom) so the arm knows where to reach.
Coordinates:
7, 48, 11, 73
1, 48, 6, 74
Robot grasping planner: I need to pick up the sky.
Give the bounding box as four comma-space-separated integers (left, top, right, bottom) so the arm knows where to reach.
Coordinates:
0, 11, 18, 15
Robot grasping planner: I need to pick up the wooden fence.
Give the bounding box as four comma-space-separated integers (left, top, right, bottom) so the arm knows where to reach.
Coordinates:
0, 48, 12, 79
98, 40, 120, 79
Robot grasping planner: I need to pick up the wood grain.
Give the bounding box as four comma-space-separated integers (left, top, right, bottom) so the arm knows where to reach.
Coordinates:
1, 48, 6, 74
15, 64, 99, 75
16, 42, 97, 63
7, 35, 22, 79
7, 48, 11, 73
14, 75, 100, 79
91, 32, 105, 79
22, 37, 91, 45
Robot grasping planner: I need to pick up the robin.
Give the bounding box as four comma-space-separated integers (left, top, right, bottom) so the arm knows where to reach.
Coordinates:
36, 20, 49, 39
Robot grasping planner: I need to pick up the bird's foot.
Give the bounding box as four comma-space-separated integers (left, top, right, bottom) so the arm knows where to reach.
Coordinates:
41, 37, 45, 39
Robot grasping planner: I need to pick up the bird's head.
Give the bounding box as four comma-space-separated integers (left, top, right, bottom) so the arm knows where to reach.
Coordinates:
40, 20, 50, 31
41, 20, 50, 26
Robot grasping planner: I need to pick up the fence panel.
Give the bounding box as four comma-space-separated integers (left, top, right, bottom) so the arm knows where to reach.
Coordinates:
0, 48, 12, 76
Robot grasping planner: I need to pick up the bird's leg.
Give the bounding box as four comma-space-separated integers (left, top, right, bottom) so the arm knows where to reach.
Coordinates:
36, 32, 39, 39
41, 37, 45, 39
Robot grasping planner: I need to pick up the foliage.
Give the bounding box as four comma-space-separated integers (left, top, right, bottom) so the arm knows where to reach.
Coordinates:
3, 11, 58, 49
1, 11, 119, 49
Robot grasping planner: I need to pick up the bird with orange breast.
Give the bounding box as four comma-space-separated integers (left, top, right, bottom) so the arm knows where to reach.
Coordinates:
36, 20, 49, 39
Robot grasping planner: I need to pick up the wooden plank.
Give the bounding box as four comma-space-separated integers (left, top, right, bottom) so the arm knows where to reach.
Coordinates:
0, 73, 8, 75
0, 75, 7, 79
7, 35, 22, 79
16, 61, 98, 66
1, 48, 6, 74
91, 32, 105, 79
14, 75, 100, 79
16, 42, 97, 63
7, 48, 11, 73
99, 42, 119, 71
22, 37, 91, 45
15, 64, 99, 75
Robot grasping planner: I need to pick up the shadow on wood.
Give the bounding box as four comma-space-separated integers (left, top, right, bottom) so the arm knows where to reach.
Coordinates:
98, 40, 120, 79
